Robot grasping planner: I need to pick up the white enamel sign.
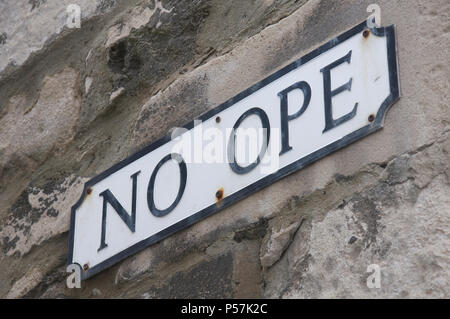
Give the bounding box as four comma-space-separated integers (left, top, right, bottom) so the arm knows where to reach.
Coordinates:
69, 21, 399, 279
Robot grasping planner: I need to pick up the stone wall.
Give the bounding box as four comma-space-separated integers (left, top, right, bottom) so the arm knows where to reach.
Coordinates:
0, 0, 448, 298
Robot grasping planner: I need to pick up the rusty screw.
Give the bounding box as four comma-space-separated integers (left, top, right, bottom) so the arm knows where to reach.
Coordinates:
215, 116, 221, 123
83, 263, 89, 271
368, 114, 375, 122
215, 188, 224, 200
363, 29, 370, 38
87, 187, 92, 195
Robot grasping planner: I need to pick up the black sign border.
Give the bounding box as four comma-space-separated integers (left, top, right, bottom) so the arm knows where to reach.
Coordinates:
68, 20, 400, 280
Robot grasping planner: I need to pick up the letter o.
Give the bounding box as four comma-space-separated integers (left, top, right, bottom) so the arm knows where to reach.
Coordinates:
227, 107, 271, 174
147, 153, 187, 217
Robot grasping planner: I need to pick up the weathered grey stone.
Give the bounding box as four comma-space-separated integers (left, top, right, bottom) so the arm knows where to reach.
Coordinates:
0, 174, 87, 257
232, 240, 264, 298
0, 0, 449, 299
132, 72, 211, 150
277, 175, 449, 298
138, 252, 234, 299
0, 67, 81, 217
6, 267, 44, 299
260, 219, 302, 268
105, 1, 173, 48
0, 0, 116, 80
409, 136, 450, 189
0, 68, 80, 166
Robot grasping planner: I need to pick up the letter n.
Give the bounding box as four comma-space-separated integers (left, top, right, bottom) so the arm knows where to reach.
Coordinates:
98, 171, 140, 251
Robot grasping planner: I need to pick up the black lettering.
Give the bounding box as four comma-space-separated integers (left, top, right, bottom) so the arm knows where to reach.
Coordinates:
320, 50, 358, 133
228, 107, 270, 174
98, 171, 140, 251
147, 153, 187, 217
278, 81, 311, 155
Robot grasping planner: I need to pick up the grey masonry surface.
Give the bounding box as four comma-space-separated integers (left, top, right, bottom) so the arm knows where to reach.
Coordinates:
0, 0, 448, 298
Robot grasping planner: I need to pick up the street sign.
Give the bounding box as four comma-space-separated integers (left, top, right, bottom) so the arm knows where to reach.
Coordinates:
69, 21, 399, 279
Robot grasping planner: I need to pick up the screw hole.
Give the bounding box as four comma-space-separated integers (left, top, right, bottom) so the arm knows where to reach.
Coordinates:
368, 114, 375, 122
363, 29, 370, 38
215, 116, 221, 123
215, 188, 224, 200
